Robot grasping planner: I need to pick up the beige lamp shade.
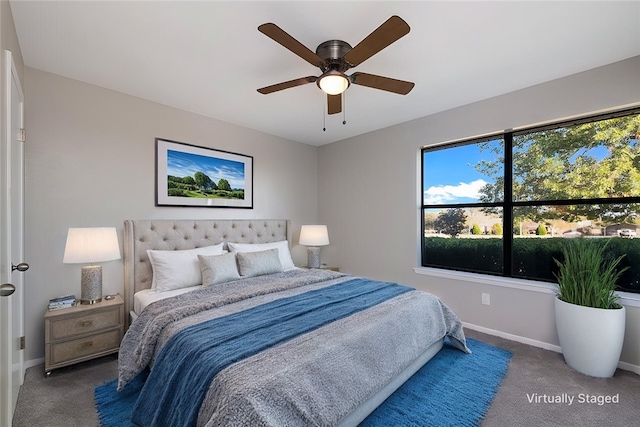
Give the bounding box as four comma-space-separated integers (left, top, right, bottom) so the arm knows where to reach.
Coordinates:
299, 225, 330, 247
63, 227, 121, 264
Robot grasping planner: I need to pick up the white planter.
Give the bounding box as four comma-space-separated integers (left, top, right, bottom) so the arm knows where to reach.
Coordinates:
555, 297, 626, 378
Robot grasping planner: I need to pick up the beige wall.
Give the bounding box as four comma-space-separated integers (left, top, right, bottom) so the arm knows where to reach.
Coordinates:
23, 68, 320, 363
318, 56, 640, 369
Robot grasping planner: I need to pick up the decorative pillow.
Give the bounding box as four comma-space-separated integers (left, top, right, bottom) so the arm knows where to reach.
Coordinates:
198, 252, 240, 286
236, 249, 284, 277
227, 240, 295, 271
147, 243, 225, 292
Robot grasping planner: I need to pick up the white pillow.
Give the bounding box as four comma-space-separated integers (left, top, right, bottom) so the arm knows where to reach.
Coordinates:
227, 240, 295, 271
198, 252, 240, 286
236, 249, 284, 277
147, 243, 225, 292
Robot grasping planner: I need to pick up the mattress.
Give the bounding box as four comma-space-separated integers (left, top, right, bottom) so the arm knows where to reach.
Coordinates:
133, 285, 201, 315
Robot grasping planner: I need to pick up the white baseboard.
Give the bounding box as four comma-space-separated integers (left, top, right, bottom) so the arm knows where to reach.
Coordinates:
24, 357, 44, 371
617, 360, 640, 375
463, 322, 562, 353
463, 322, 640, 375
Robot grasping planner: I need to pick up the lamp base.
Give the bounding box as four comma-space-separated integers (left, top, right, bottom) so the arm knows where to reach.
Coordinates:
80, 265, 102, 304
306, 247, 321, 269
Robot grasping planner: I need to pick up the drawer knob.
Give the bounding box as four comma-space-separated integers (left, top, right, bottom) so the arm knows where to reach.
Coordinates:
79, 320, 93, 328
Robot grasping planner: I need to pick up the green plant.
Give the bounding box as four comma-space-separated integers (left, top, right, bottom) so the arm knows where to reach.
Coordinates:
554, 239, 629, 309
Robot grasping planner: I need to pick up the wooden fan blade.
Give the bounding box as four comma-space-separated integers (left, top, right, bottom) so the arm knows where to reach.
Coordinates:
327, 94, 341, 115
343, 16, 410, 67
257, 76, 317, 94
258, 23, 326, 68
350, 72, 414, 95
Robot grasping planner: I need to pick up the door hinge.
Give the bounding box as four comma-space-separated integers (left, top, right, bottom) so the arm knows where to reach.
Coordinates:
19, 128, 26, 142
20, 336, 25, 350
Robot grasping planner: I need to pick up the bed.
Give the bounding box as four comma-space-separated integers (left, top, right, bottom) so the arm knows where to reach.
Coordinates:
118, 219, 469, 427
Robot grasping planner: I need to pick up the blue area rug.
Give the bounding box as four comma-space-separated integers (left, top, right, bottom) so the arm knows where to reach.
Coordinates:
95, 338, 511, 426
360, 338, 512, 427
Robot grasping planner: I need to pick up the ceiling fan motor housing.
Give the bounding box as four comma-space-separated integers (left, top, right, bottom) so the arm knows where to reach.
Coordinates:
316, 40, 352, 72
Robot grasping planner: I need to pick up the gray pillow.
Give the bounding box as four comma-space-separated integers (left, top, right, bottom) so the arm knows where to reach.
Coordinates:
236, 248, 284, 277
198, 252, 240, 286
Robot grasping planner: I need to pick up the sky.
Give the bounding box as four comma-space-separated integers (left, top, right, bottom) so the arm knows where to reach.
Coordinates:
423, 139, 617, 205
167, 149, 245, 190
423, 140, 502, 205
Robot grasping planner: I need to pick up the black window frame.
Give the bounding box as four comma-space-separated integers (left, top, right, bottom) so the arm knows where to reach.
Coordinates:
421, 107, 640, 291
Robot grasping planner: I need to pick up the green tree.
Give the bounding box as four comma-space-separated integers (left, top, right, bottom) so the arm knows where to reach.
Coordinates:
183, 176, 197, 187
194, 171, 214, 192
434, 208, 467, 237
471, 224, 482, 235
476, 115, 640, 223
217, 178, 232, 191
536, 224, 547, 236
492, 223, 503, 235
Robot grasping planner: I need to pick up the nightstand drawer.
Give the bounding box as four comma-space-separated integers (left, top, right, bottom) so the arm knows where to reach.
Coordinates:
48, 328, 122, 367
49, 306, 121, 340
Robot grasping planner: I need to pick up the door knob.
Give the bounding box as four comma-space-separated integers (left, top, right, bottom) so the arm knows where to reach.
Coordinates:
1, 283, 16, 297
12, 262, 29, 272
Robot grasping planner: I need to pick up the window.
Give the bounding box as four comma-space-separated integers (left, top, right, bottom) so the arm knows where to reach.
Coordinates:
421, 109, 640, 293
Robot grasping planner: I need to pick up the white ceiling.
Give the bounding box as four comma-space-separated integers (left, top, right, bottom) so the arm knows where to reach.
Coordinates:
9, 1, 640, 146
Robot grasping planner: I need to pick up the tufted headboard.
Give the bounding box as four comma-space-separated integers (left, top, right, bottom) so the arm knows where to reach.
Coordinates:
123, 219, 290, 328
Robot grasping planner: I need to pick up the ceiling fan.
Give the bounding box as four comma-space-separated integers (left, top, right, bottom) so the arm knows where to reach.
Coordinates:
257, 16, 415, 115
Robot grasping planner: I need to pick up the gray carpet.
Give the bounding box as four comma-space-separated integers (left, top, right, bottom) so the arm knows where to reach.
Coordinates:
12, 329, 640, 426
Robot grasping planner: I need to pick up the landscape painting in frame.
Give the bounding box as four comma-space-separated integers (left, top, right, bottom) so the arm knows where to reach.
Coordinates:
156, 138, 253, 208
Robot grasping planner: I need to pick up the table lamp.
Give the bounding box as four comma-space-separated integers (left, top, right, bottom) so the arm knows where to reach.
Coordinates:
63, 227, 121, 304
299, 225, 330, 268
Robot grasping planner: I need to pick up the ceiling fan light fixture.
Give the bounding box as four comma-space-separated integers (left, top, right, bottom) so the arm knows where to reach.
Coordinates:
317, 71, 350, 95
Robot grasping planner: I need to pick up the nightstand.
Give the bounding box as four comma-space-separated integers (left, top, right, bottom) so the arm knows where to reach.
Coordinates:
44, 294, 124, 375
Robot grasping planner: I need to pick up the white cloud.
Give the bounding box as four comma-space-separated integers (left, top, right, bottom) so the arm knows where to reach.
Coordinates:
424, 179, 488, 204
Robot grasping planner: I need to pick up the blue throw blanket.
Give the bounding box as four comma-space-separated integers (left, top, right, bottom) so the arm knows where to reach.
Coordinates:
131, 278, 412, 427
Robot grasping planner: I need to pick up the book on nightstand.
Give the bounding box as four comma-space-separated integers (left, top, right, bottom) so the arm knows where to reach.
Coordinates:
48, 294, 77, 310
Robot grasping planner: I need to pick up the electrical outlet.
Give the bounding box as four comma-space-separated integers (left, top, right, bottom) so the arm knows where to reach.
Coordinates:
482, 293, 490, 305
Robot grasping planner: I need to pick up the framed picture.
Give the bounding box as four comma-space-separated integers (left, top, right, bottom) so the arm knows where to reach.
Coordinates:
155, 138, 253, 208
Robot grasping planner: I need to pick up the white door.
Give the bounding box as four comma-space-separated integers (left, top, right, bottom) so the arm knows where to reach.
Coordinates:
0, 49, 26, 427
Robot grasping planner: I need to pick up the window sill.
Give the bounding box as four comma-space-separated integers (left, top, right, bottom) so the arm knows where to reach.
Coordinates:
413, 267, 640, 308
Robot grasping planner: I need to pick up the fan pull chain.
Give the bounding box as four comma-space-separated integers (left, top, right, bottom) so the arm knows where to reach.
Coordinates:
342, 92, 346, 125
323, 94, 326, 131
